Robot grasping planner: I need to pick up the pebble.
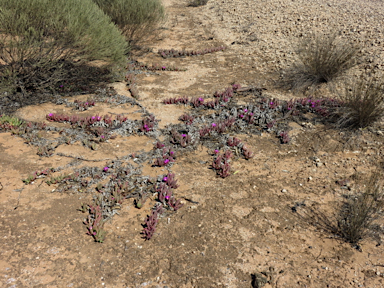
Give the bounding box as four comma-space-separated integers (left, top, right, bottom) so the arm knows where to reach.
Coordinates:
281, 188, 287, 193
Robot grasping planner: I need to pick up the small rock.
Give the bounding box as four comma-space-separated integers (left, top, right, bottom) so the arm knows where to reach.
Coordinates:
281, 189, 287, 193
316, 162, 323, 167
308, 176, 312, 181
377, 130, 383, 136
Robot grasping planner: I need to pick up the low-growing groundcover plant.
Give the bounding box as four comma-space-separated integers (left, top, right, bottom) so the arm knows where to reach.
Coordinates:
8, 77, 382, 244
279, 32, 360, 93
93, 0, 165, 45
0, 0, 128, 95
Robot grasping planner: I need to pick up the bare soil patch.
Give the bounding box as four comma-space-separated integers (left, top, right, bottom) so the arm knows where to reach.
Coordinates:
1, 0, 384, 287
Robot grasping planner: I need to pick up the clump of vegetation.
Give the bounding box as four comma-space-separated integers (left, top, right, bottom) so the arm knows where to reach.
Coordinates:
302, 172, 384, 248
279, 32, 360, 93
188, 0, 209, 7
158, 46, 226, 58
0, 115, 23, 128
337, 173, 383, 245
93, 0, 165, 45
127, 60, 187, 72
334, 77, 384, 129
212, 150, 233, 178
0, 0, 128, 95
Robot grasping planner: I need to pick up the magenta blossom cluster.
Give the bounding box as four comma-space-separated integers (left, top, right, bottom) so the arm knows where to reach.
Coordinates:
154, 147, 175, 167
170, 130, 193, 148
139, 115, 158, 132
162, 173, 179, 189
238, 107, 256, 124
156, 174, 183, 210
158, 46, 226, 58
268, 99, 280, 109
212, 150, 233, 178
199, 117, 236, 137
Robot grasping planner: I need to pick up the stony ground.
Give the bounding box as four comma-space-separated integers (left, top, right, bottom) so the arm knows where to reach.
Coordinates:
1, 0, 384, 287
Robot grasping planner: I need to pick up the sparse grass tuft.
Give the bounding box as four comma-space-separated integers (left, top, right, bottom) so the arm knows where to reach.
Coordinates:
337, 173, 384, 245
279, 33, 360, 93
334, 77, 384, 129
302, 172, 384, 248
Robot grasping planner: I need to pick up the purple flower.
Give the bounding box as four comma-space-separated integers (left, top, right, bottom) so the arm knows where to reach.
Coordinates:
244, 109, 248, 112
249, 112, 254, 116
48, 113, 53, 117
162, 66, 166, 69
59, 85, 64, 88
181, 134, 187, 137
96, 116, 101, 121
163, 176, 168, 181
93, 232, 97, 236
198, 97, 204, 102
164, 159, 170, 164
214, 149, 219, 154
288, 107, 291, 110
92, 116, 96, 120
165, 195, 170, 200
212, 123, 216, 127
170, 151, 174, 155
239, 114, 244, 118
85, 102, 89, 105
270, 102, 274, 105
100, 135, 105, 139
103, 167, 109, 172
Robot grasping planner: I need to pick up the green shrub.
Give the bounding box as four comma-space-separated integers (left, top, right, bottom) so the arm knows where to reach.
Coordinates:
0, 0, 128, 94
279, 33, 360, 93
335, 77, 384, 129
93, 0, 165, 45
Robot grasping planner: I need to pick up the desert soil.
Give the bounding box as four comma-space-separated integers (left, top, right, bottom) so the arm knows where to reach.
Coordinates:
1, 0, 384, 287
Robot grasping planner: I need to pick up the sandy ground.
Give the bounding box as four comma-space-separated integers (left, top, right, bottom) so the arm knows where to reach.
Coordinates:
1, 0, 384, 287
